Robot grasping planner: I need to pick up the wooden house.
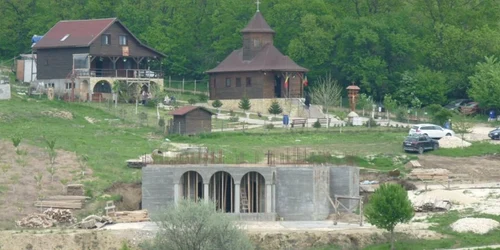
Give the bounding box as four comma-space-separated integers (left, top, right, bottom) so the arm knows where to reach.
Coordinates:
168, 106, 215, 135
32, 18, 165, 101
206, 11, 308, 100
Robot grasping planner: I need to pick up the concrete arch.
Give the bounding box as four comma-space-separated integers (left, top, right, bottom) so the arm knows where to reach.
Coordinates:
80, 80, 89, 101
180, 171, 204, 202
93, 80, 112, 93
209, 171, 235, 213
240, 171, 266, 213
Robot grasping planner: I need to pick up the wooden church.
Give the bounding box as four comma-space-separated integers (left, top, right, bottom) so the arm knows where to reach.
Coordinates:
206, 10, 308, 100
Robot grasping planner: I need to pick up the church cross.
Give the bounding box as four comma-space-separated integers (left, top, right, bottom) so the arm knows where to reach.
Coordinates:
256, 0, 261, 12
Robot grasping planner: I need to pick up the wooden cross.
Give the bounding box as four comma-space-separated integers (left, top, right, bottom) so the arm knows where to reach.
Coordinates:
256, 0, 261, 12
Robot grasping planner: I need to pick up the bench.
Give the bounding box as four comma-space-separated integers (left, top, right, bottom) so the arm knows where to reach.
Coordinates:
317, 118, 331, 127
291, 119, 307, 128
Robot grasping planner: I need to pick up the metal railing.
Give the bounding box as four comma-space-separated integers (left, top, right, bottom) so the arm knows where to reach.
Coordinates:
74, 69, 163, 79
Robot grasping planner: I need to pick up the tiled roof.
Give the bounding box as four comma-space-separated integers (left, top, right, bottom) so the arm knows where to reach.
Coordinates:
241, 12, 275, 33
206, 44, 308, 73
169, 106, 215, 116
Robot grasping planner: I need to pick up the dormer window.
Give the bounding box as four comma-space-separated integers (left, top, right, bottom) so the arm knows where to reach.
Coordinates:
119, 35, 128, 46
101, 34, 110, 45
60, 34, 70, 42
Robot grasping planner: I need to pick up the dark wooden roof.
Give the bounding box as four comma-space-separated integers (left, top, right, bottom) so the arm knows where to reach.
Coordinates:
206, 44, 308, 73
241, 12, 275, 33
169, 106, 215, 116
33, 18, 165, 57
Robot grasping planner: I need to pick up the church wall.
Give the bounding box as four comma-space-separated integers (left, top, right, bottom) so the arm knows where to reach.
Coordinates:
210, 72, 270, 100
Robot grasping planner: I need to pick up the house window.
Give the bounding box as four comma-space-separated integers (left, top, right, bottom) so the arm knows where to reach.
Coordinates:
101, 34, 110, 45
246, 77, 252, 87
73, 54, 90, 70
65, 82, 75, 89
45, 83, 55, 88
119, 35, 128, 46
236, 77, 241, 87
225, 78, 231, 87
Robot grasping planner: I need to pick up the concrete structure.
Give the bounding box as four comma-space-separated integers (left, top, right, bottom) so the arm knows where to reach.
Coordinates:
0, 84, 11, 100
142, 164, 359, 221
16, 54, 37, 83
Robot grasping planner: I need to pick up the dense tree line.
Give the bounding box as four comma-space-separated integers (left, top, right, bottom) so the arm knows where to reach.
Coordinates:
1, 0, 500, 105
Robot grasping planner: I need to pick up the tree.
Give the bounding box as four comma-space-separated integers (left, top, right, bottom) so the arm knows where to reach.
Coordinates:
140, 199, 253, 250
469, 56, 500, 110
268, 100, 283, 117
238, 96, 251, 113
453, 114, 473, 148
357, 94, 373, 117
365, 183, 414, 250
383, 94, 398, 125
309, 73, 342, 128
212, 99, 223, 114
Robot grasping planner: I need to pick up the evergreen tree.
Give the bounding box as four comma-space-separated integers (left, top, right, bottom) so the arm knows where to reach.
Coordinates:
238, 97, 251, 112
212, 99, 223, 109
268, 100, 283, 116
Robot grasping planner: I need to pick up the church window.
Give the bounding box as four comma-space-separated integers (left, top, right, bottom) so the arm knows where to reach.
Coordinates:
246, 77, 252, 87
236, 78, 241, 87
225, 78, 231, 87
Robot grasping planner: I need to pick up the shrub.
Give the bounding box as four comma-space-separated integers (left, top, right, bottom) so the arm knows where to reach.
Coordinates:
265, 124, 274, 129
198, 94, 208, 102
313, 119, 321, 129
238, 96, 251, 112
140, 200, 253, 250
268, 100, 283, 116
395, 108, 408, 122
212, 99, 223, 109
188, 98, 197, 105
158, 118, 165, 128
365, 118, 378, 127
228, 116, 239, 122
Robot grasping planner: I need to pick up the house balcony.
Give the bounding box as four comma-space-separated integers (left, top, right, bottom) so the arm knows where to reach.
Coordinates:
74, 68, 163, 80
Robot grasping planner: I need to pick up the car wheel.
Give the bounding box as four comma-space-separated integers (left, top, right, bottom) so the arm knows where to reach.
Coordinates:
433, 144, 439, 150
418, 146, 424, 154
446, 133, 452, 136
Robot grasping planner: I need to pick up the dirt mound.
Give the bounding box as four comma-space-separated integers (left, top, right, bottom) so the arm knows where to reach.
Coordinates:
409, 189, 479, 206
451, 218, 499, 234
105, 182, 142, 211
41, 110, 73, 120
439, 136, 471, 148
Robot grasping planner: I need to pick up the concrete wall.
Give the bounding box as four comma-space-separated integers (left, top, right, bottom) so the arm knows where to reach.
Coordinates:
275, 167, 330, 221
142, 164, 359, 220
142, 166, 176, 213
330, 166, 360, 212
0, 84, 11, 100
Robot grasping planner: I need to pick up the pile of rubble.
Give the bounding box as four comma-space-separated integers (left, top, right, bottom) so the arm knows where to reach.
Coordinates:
16, 208, 77, 228
77, 215, 113, 229
439, 136, 472, 148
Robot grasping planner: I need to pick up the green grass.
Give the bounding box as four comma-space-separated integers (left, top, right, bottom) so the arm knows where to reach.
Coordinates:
0, 95, 162, 196
361, 211, 500, 250
430, 142, 500, 157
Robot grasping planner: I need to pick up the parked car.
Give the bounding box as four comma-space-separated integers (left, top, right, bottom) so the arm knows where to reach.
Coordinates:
403, 134, 439, 154
459, 102, 480, 115
488, 127, 500, 140
444, 99, 472, 111
408, 124, 455, 139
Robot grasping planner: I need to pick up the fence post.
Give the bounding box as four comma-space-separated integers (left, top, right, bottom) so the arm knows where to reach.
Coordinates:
169, 75, 171, 89
194, 79, 197, 93
207, 81, 209, 96
182, 78, 185, 93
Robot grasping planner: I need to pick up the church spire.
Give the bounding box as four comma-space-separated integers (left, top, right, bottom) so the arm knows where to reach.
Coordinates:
256, 0, 260, 12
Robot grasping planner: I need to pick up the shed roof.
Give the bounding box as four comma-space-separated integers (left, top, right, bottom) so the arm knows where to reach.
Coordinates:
169, 106, 215, 116
241, 12, 275, 33
33, 18, 165, 57
206, 44, 308, 73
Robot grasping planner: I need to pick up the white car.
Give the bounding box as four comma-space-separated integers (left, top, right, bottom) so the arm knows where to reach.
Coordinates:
409, 124, 455, 139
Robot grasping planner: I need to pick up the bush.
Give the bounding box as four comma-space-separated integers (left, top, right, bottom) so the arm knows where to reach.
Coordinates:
140, 200, 253, 250
313, 119, 321, 129
212, 99, 223, 109
188, 98, 197, 105
158, 118, 165, 128
395, 108, 408, 122
365, 118, 378, 127
268, 100, 283, 116
265, 124, 274, 129
433, 108, 453, 126
198, 94, 209, 102
229, 116, 239, 122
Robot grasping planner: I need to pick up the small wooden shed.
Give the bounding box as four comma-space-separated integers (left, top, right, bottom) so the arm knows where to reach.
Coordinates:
168, 106, 215, 135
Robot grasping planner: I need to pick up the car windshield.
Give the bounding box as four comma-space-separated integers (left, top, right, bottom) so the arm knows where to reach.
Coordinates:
411, 126, 419, 130
405, 136, 418, 142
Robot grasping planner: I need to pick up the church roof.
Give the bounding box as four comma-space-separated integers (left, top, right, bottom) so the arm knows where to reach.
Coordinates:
241, 12, 275, 33
206, 44, 308, 73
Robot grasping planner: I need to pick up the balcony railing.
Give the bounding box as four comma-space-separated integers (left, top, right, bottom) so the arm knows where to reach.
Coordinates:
74, 69, 163, 79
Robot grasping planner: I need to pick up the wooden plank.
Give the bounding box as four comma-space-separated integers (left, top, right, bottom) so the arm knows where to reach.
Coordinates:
34, 202, 82, 209
45, 196, 90, 200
